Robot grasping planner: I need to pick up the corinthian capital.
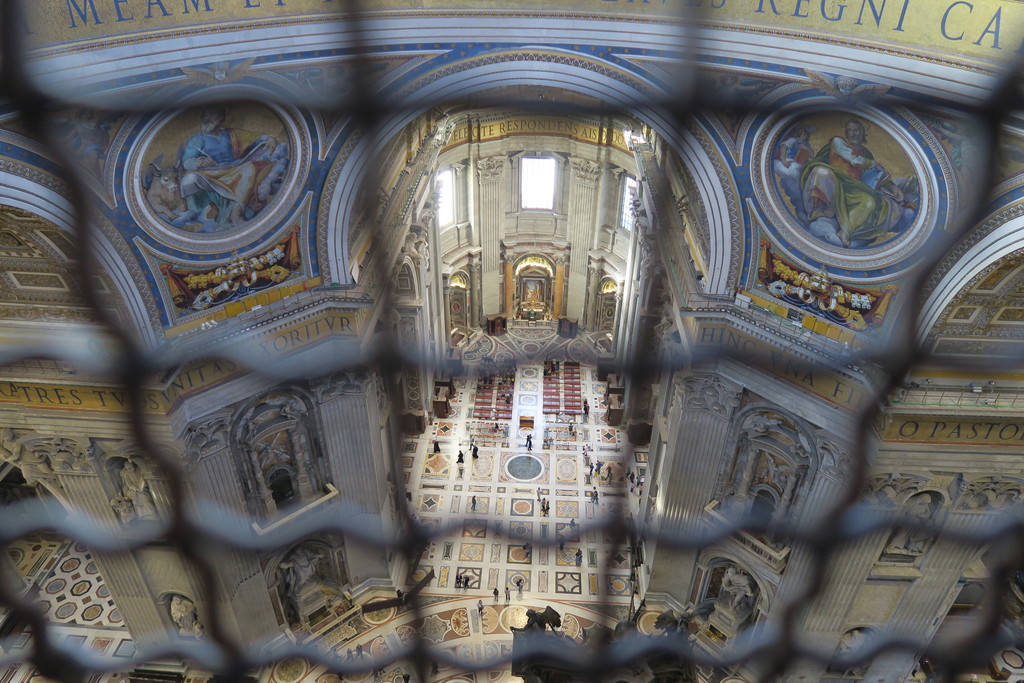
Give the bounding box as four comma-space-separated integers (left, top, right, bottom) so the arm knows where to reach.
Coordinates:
569, 158, 600, 183
673, 374, 741, 417
476, 156, 506, 182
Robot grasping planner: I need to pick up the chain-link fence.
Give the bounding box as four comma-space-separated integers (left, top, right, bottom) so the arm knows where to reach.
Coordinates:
2, 2, 1024, 682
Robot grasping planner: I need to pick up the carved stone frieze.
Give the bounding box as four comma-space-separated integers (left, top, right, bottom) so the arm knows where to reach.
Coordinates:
674, 375, 741, 418
184, 415, 231, 463
863, 472, 931, 506
956, 476, 1024, 511
312, 369, 370, 402
477, 156, 506, 182
569, 157, 600, 183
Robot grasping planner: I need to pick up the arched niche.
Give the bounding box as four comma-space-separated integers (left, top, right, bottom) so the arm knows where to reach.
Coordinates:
719, 407, 817, 527
229, 389, 328, 519
448, 271, 470, 329
162, 592, 205, 639
265, 537, 350, 631
880, 490, 944, 563
596, 278, 619, 333
513, 255, 554, 321
691, 556, 768, 642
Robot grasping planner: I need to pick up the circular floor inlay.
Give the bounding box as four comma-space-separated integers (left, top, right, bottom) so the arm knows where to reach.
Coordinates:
506, 455, 542, 481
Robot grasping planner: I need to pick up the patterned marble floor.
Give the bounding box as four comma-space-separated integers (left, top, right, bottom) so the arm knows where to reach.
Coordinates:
292, 361, 664, 683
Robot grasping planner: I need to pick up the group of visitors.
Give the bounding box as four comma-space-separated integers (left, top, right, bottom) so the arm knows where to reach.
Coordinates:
543, 359, 562, 375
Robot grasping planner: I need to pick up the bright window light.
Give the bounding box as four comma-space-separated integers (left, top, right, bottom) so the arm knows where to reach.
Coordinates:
520, 157, 556, 210
436, 168, 454, 226
620, 176, 638, 231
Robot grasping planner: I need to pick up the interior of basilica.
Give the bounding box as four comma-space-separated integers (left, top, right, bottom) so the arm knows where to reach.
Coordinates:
4, 1, 1024, 682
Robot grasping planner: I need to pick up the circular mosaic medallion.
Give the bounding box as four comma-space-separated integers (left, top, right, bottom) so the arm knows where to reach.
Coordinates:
506, 454, 543, 481
362, 605, 395, 625
753, 108, 948, 279
55, 603, 77, 619
521, 342, 541, 354
499, 605, 529, 631
637, 610, 660, 635
274, 658, 306, 683
127, 102, 307, 252
81, 605, 103, 622
46, 578, 67, 594
60, 557, 81, 572
71, 580, 91, 596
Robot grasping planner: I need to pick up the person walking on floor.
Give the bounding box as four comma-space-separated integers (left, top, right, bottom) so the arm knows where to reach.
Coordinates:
493, 587, 499, 602
595, 460, 603, 474
505, 586, 510, 602
457, 450, 464, 463
575, 549, 583, 567
516, 577, 524, 594
472, 444, 479, 458
477, 599, 484, 617
526, 433, 532, 451
433, 440, 441, 453
471, 495, 477, 511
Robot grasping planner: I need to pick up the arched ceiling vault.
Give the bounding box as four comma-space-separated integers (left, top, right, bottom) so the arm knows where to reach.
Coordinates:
4, 6, 1024, 351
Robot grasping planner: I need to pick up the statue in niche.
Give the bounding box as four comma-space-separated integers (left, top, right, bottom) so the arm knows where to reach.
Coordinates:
120, 459, 158, 521
711, 566, 758, 625
279, 544, 337, 627
0, 430, 61, 492
884, 492, 938, 557
168, 594, 205, 638
281, 544, 327, 595
109, 496, 136, 524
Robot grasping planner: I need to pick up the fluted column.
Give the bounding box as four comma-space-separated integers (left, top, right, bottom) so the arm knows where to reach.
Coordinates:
181, 415, 281, 646
648, 374, 741, 596
312, 370, 390, 583
566, 158, 600, 319
476, 156, 505, 317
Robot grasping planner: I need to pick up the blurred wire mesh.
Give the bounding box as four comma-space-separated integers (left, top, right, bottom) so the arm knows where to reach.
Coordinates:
2, 0, 1024, 682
